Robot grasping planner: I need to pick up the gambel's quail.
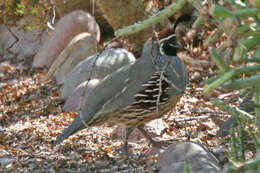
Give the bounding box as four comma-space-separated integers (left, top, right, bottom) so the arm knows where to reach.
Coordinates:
53, 34, 188, 153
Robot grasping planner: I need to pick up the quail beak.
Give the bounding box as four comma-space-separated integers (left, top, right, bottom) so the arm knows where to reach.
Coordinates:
167, 41, 183, 49
175, 41, 183, 49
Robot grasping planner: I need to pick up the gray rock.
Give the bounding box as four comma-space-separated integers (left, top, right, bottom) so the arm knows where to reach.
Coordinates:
47, 32, 97, 85
0, 18, 46, 60
61, 48, 136, 99
0, 25, 15, 55
157, 141, 221, 173
216, 94, 254, 137
216, 117, 237, 138
32, 10, 100, 68
63, 79, 100, 112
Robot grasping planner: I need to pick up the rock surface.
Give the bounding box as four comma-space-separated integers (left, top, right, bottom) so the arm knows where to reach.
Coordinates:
61, 48, 136, 99
32, 10, 100, 68
63, 79, 100, 112
0, 18, 46, 61
157, 141, 221, 173
46, 32, 98, 84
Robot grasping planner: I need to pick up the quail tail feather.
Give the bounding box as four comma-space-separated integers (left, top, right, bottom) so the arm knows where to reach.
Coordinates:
53, 116, 84, 146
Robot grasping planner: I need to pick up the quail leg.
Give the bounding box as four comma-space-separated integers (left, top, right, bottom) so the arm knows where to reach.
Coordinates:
138, 125, 172, 148
118, 127, 135, 155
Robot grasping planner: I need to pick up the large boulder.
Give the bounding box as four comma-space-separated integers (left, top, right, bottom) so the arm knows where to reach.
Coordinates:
46, 32, 97, 84
32, 10, 100, 68
61, 48, 136, 99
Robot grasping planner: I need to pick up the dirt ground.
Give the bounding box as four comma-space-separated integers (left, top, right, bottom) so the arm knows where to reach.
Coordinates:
0, 44, 238, 172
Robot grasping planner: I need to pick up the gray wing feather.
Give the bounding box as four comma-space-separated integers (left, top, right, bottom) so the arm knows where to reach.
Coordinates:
80, 58, 155, 121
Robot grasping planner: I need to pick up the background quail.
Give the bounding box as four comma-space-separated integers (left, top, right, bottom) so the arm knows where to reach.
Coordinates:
53, 34, 188, 153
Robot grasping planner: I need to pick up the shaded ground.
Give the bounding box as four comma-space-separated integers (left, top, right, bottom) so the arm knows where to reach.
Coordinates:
0, 52, 236, 172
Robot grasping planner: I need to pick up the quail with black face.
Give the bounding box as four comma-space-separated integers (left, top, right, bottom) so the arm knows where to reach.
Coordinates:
53, 33, 188, 153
